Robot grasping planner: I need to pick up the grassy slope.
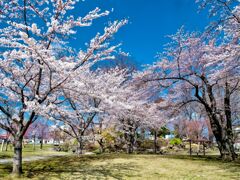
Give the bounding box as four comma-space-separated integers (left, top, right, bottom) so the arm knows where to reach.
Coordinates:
0, 154, 239, 180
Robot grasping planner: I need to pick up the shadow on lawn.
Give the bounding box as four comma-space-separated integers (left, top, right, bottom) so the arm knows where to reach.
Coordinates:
1, 153, 239, 179
23, 154, 138, 179
0, 154, 12, 159
0, 163, 12, 178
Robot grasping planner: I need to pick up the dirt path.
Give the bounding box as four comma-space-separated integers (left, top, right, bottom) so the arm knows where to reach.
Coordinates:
0, 154, 65, 164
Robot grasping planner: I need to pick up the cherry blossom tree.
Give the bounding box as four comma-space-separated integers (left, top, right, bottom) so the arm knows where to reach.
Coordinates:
49, 125, 68, 144
94, 53, 139, 74
99, 76, 168, 153
24, 120, 49, 149
197, 0, 240, 35
51, 68, 129, 154
0, 0, 127, 175
176, 105, 207, 140
136, 1, 239, 160
143, 102, 168, 153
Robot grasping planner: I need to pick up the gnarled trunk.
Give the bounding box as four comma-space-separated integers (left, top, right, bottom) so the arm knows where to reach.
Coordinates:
195, 79, 237, 161
12, 137, 23, 176
211, 123, 237, 161
214, 133, 236, 160
208, 113, 237, 161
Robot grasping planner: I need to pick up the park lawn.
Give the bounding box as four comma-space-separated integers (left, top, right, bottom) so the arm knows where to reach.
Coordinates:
0, 154, 239, 180
0, 144, 69, 159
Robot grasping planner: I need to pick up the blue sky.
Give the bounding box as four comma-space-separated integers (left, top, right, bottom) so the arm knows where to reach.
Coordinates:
70, 0, 210, 65
0, 1, 211, 65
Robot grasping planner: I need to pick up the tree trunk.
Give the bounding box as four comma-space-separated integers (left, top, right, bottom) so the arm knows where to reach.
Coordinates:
212, 126, 237, 161
140, 128, 145, 141
125, 132, 133, 154
12, 137, 23, 176
78, 143, 83, 155
127, 141, 133, 154
222, 82, 237, 160
209, 83, 237, 161
33, 135, 36, 150
195, 80, 237, 160
1, 140, 4, 152
122, 119, 136, 154
127, 132, 134, 154
208, 135, 214, 148
5, 141, 9, 151
40, 137, 43, 150
77, 137, 84, 155
208, 113, 237, 160
197, 142, 200, 156
99, 144, 104, 153
215, 136, 236, 160
154, 130, 158, 154
98, 139, 105, 153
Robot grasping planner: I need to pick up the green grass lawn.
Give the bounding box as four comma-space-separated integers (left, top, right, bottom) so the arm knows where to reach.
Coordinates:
0, 154, 239, 180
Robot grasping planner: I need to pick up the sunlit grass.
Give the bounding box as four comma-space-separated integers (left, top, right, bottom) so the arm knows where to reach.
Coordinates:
0, 144, 69, 159
0, 153, 239, 179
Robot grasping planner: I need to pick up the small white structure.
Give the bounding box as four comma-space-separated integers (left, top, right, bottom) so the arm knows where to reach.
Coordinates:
234, 126, 240, 151
164, 134, 174, 139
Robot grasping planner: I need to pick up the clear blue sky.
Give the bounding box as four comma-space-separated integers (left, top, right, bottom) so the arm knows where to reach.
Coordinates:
1, 0, 211, 65
70, 0, 210, 65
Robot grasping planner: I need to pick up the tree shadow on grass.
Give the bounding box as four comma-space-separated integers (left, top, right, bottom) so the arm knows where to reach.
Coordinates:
0, 163, 13, 179
0, 154, 12, 159
2, 153, 239, 179
24, 154, 139, 179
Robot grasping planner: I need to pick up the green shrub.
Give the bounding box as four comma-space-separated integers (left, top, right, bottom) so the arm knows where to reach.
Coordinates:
92, 149, 101, 154
169, 138, 182, 146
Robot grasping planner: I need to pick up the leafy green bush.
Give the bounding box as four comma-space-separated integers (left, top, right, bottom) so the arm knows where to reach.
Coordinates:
169, 138, 182, 146
92, 149, 101, 154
